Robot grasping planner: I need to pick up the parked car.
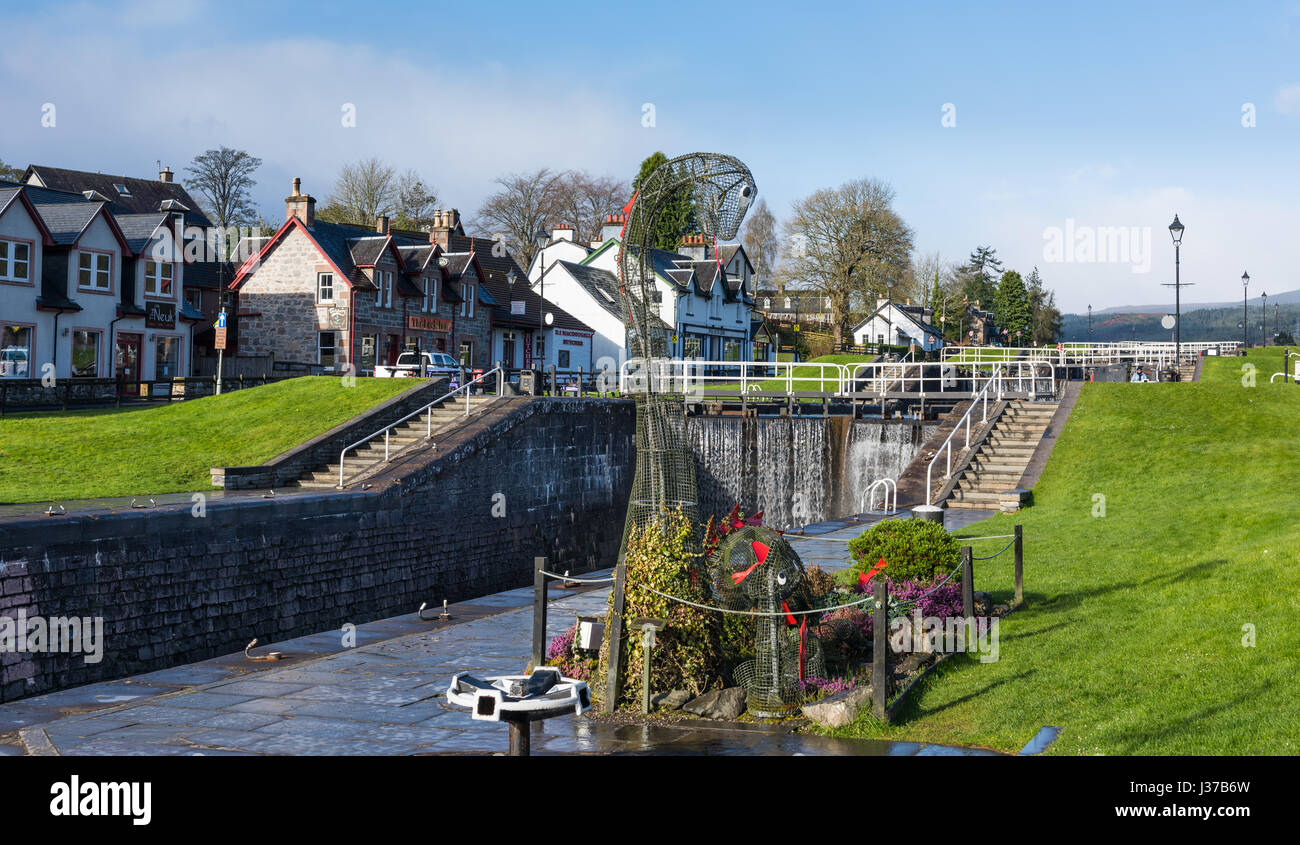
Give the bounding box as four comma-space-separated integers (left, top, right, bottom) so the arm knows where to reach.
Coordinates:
0, 345, 31, 378
374, 351, 460, 379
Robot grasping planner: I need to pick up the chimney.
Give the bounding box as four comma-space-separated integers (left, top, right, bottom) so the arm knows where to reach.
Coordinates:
285, 177, 316, 227
552, 224, 574, 242
598, 213, 626, 244
159, 166, 174, 183
428, 208, 459, 251
679, 233, 707, 261
376, 215, 390, 235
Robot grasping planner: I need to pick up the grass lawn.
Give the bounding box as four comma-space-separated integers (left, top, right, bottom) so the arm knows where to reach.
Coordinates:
825, 347, 1300, 754
0, 377, 420, 503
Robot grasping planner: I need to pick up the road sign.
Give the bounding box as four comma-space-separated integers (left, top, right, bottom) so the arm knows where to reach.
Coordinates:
216, 311, 227, 329
215, 326, 228, 350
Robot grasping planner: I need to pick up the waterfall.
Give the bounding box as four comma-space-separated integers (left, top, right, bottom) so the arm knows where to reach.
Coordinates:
688, 417, 936, 531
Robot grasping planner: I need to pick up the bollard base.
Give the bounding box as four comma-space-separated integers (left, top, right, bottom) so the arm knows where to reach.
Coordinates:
911, 505, 944, 527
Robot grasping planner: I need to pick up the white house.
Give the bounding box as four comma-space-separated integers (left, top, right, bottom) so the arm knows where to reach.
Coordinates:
851, 298, 945, 352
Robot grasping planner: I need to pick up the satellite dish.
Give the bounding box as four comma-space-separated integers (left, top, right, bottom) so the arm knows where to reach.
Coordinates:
1161, 315, 1176, 330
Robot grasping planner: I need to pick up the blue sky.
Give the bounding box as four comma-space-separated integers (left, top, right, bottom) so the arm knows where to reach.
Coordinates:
3, 0, 1300, 311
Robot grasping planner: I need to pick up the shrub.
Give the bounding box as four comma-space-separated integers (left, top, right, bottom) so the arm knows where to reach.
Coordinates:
847, 518, 960, 586
887, 579, 963, 621
546, 623, 597, 681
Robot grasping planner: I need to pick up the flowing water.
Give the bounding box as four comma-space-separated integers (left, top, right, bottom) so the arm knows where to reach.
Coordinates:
688, 416, 936, 531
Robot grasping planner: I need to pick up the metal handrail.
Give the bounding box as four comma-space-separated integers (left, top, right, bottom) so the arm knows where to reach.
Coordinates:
619, 359, 852, 397
336, 367, 503, 488
863, 477, 897, 514
925, 365, 1003, 505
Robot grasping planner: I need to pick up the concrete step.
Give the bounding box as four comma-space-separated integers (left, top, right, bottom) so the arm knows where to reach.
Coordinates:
970, 461, 1030, 474
947, 490, 1006, 502
980, 444, 1036, 457
946, 500, 1001, 510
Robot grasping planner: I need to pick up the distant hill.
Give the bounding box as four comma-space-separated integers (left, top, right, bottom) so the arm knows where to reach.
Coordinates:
1062, 300, 1300, 343
1093, 288, 1300, 315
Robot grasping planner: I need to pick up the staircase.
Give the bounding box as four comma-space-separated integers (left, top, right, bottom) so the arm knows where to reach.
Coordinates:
945, 400, 1058, 510
292, 394, 503, 489
1177, 361, 1197, 382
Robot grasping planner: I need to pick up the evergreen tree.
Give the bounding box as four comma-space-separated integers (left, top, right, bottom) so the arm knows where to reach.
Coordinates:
633, 152, 696, 252
1025, 266, 1063, 344
993, 269, 1032, 342
959, 245, 1001, 310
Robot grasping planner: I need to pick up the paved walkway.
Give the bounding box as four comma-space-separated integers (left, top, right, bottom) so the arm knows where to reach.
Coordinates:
3, 508, 1001, 756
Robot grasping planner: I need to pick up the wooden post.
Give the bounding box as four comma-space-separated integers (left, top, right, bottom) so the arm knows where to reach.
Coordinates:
640, 628, 652, 715
1013, 524, 1024, 605
507, 719, 530, 757
531, 556, 548, 670
961, 546, 974, 618
602, 557, 628, 714
872, 576, 888, 723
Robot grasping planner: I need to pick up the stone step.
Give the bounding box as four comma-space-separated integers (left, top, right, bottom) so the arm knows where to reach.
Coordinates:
970, 461, 1029, 474
945, 500, 1001, 510
946, 490, 1006, 502
980, 444, 1036, 457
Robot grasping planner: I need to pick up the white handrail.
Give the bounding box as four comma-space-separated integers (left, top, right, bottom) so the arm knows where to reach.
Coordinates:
925, 365, 1003, 505
618, 359, 853, 396
863, 477, 897, 514
336, 367, 503, 488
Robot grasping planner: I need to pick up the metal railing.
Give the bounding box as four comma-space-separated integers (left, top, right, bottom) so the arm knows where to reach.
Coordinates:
941, 341, 1240, 368
863, 477, 897, 514
618, 359, 853, 396
925, 365, 1003, 504
336, 366, 503, 488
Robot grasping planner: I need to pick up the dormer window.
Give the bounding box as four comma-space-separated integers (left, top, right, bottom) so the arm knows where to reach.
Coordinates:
78, 251, 112, 292
113, 183, 131, 197
144, 260, 174, 297
0, 240, 31, 283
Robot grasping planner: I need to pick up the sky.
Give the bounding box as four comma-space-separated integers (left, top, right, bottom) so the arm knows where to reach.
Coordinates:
3, 0, 1300, 313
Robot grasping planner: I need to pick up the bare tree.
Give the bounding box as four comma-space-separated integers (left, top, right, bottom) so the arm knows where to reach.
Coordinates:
552, 171, 627, 245
779, 177, 914, 345
184, 147, 262, 233
742, 198, 779, 289
321, 157, 399, 225
474, 168, 566, 267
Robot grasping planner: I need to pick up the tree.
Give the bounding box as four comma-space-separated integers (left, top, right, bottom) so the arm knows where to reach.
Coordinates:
959, 245, 1002, 310
778, 177, 914, 345
474, 167, 566, 268
0, 158, 24, 182
184, 147, 263, 237
1025, 267, 1063, 344
633, 152, 696, 252
993, 270, 1032, 342
552, 171, 627, 245
319, 157, 400, 226
742, 198, 779, 289
394, 170, 439, 231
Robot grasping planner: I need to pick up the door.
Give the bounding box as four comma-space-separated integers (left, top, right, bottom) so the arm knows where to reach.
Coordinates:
115, 333, 141, 393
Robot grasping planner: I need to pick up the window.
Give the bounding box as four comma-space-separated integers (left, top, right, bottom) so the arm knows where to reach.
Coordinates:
502, 331, 516, 367
460, 284, 475, 318
421, 277, 433, 312
72, 329, 101, 377
154, 335, 180, 378
144, 261, 174, 297
361, 334, 377, 372
0, 240, 31, 283
724, 341, 741, 361
113, 183, 131, 197
373, 271, 392, 308
458, 339, 472, 367
784, 297, 792, 310
319, 332, 337, 368
683, 337, 701, 358
762, 297, 770, 309
558, 349, 570, 369
385, 271, 392, 308
535, 338, 544, 360
709, 294, 721, 319
317, 272, 334, 303
78, 252, 112, 291
1, 324, 33, 378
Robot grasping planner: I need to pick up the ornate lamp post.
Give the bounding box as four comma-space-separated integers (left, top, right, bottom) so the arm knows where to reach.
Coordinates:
1261, 291, 1268, 346
1166, 215, 1185, 362
1242, 272, 1250, 348
534, 229, 549, 368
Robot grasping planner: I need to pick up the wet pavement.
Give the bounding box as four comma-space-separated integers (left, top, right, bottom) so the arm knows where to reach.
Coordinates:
3, 508, 1004, 756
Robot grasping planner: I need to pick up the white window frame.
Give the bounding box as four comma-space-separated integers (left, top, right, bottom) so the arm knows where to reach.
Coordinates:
144, 260, 174, 298
78, 251, 112, 292
318, 331, 337, 367
317, 272, 334, 303
0, 240, 32, 283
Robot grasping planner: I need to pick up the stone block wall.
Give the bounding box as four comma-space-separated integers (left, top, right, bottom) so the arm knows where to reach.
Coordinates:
0, 397, 634, 702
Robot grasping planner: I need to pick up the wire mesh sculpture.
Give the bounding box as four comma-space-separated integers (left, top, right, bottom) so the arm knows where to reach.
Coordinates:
707, 526, 825, 717
615, 153, 756, 549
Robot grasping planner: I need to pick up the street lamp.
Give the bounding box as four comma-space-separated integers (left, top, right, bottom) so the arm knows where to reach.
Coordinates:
1166, 215, 1185, 363
1242, 272, 1250, 348
1261, 291, 1268, 347
534, 228, 549, 368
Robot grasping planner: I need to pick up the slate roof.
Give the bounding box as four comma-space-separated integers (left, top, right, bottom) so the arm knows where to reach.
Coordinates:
553, 260, 672, 330
113, 213, 168, 255
28, 199, 105, 246
182, 259, 237, 290
24, 165, 214, 227
347, 235, 390, 267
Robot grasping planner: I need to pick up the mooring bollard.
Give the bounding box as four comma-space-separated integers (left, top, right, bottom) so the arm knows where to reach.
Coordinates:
532, 556, 547, 670
1014, 524, 1024, 605
959, 546, 974, 620
632, 618, 667, 715
873, 577, 888, 723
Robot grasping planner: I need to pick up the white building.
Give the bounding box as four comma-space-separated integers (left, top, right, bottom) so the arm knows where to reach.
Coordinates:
851, 298, 945, 352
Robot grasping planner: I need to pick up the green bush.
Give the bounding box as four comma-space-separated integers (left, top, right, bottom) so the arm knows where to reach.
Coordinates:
847, 518, 960, 585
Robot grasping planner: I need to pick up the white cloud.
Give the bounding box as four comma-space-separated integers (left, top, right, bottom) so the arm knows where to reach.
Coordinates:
1274, 83, 1300, 115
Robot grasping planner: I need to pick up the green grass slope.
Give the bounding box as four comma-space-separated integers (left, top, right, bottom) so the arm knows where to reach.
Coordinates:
0, 377, 420, 503
829, 348, 1300, 754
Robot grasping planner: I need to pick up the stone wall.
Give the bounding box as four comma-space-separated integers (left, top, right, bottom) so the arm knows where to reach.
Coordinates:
0, 397, 635, 703
236, 226, 335, 364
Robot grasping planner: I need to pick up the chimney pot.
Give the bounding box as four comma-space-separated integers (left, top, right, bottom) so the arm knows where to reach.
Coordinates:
159, 166, 173, 183
292, 177, 301, 196
285, 177, 315, 227
376, 215, 390, 235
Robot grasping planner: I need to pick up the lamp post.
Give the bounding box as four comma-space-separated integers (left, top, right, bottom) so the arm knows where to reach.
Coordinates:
1165, 215, 1185, 363
534, 229, 549, 368
1242, 272, 1250, 348
1087, 304, 1093, 345
1261, 291, 1267, 347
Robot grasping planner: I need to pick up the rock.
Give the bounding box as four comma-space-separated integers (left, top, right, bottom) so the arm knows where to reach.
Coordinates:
801, 685, 872, 729
683, 687, 747, 720
973, 591, 994, 616
897, 653, 925, 675
993, 604, 1010, 616
651, 689, 691, 711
